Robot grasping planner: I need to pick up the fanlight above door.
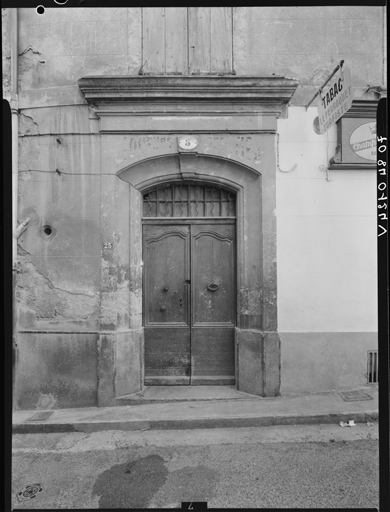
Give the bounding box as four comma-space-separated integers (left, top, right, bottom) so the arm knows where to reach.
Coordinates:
143, 183, 236, 218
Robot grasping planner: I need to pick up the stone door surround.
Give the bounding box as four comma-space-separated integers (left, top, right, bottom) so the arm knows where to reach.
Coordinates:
78, 76, 298, 399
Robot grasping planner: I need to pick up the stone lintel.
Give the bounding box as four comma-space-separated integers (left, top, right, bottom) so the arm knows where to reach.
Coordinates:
78, 76, 299, 107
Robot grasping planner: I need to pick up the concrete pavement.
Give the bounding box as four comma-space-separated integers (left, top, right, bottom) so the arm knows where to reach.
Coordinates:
12, 385, 378, 434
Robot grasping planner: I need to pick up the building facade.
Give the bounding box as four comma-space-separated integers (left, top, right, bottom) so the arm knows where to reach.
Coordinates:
3, 6, 386, 410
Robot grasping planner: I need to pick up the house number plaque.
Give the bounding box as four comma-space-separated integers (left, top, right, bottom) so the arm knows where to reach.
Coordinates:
178, 136, 198, 151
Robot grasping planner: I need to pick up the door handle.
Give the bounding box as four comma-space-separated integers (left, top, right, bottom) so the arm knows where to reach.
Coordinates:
207, 283, 219, 292
160, 305, 166, 311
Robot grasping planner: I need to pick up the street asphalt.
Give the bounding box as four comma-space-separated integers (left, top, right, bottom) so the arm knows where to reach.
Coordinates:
11, 423, 379, 509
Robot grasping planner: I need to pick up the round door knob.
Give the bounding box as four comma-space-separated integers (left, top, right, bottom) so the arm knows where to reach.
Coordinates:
207, 283, 219, 292
164, 286, 169, 291
160, 305, 166, 311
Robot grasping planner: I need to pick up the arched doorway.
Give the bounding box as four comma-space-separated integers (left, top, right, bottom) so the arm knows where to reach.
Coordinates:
116, 152, 281, 397
142, 182, 237, 385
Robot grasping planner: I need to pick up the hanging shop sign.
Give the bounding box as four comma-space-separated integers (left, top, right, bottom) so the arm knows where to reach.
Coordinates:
317, 66, 353, 135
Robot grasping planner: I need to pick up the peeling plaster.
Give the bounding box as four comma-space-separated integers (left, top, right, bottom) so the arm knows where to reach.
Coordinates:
19, 45, 42, 56
19, 112, 40, 136
17, 247, 99, 321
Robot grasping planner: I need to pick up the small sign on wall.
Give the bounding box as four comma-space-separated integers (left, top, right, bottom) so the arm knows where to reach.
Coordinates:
349, 121, 376, 161
329, 101, 378, 170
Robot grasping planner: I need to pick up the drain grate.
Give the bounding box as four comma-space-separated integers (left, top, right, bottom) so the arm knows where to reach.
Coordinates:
17, 484, 43, 501
27, 411, 54, 421
339, 390, 373, 402
367, 350, 379, 383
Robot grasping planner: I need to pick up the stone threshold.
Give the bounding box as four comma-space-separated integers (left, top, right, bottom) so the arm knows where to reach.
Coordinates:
115, 385, 261, 406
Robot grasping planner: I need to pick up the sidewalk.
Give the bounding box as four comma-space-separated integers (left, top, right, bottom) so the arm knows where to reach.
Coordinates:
12, 386, 378, 434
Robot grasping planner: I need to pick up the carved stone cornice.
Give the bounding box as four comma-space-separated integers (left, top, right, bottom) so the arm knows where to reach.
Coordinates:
78, 76, 299, 106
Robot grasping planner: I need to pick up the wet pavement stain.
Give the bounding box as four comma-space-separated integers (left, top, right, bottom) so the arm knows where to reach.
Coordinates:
92, 454, 168, 509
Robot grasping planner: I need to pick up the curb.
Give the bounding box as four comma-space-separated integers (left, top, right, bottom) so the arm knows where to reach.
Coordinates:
12, 411, 378, 434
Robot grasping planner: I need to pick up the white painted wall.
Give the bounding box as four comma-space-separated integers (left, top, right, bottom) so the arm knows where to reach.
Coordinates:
276, 107, 377, 333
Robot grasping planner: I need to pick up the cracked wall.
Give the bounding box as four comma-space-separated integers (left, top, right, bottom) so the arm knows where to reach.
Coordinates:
17, 246, 99, 323
17, 106, 101, 333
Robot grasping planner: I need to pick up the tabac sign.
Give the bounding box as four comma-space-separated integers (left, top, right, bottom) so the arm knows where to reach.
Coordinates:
317, 66, 353, 135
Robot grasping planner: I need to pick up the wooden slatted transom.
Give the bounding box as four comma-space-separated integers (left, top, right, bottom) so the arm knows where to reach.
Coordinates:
143, 184, 236, 218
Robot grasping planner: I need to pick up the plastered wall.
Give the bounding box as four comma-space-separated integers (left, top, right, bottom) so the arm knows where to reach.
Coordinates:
277, 107, 378, 393
277, 107, 377, 332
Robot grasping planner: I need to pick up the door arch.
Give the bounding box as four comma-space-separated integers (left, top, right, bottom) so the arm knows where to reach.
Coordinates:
116, 152, 281, 397
142, 181, 237, 385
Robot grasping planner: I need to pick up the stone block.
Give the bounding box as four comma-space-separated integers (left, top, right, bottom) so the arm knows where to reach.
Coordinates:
97, 334, 115, 407
236, 329, 263, 395
115, 330, 143, 396
14, 333, 98, 410
263, 332, 281, 396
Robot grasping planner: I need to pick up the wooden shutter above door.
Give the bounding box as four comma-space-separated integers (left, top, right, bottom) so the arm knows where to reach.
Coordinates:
188, 7, 233, 75
142, 7, 233, 75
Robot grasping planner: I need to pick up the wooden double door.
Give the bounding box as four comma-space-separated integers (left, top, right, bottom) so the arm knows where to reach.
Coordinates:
143, 220, 236, 385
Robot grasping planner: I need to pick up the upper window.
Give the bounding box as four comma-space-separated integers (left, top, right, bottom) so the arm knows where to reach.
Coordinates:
143, 183, 236, 218
141, 7, 233, 75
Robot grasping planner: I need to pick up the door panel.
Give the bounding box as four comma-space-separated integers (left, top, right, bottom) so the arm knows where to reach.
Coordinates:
191, 225, 235, 326
144, 225, 189, 325
191, 327, 235, 382
144, 328, 191, 385
191, 224, 235, 382
143, 225, 190, 384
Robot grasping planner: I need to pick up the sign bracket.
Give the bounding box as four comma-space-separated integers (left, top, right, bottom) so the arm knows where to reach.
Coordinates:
305, 60, 344, 110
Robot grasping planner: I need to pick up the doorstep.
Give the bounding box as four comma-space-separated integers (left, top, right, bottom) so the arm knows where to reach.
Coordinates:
115, 385, 259, 405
